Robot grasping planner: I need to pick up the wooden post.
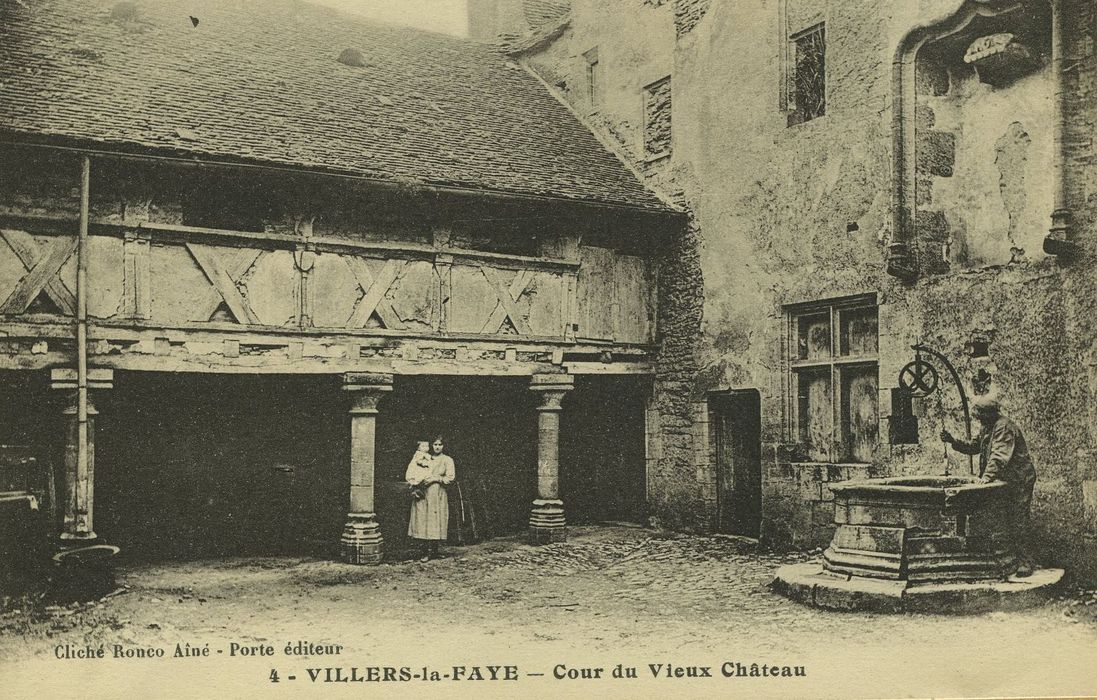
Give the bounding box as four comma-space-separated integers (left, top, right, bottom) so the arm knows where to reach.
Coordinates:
50, 368, 113, 541
434, 253, 453, 333
340, 372, 393, 564
528, 373, 574, 544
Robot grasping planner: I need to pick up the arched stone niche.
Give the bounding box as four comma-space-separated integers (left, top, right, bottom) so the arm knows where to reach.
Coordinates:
890, 1, 1054, 277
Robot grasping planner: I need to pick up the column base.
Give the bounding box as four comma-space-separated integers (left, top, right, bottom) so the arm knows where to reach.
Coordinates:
340, 513, 384, 565
51, 541, 120, 602
529, 499, 567, 545
59, 531, 99, 542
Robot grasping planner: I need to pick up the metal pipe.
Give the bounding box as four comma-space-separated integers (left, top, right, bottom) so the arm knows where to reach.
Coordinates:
1044, 0, 1075, 256
912, 343, 974, 474
886, 34, 918, 282
77, 155, 90, 535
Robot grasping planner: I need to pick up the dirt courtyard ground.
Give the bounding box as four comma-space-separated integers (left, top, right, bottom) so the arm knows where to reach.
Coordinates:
2, 525, 1096, 699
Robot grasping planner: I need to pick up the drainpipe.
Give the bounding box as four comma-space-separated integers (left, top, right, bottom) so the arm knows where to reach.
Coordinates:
1043, 0, 1076, 257
886, 32, 919, 283
76, 155, 90, 534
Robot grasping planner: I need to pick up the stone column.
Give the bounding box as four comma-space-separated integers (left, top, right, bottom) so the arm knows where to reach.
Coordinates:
49, 368, 113, 542
529, 374, 574, 544
340, 372, 393, 564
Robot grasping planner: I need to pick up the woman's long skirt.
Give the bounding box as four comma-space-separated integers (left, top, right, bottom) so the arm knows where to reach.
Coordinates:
408, 483, 449, 540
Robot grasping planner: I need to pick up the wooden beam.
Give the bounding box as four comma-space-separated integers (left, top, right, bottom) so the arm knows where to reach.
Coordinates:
478, 266, 533, 335
186, 243, 262, 325
0, 230, 77, 315
0, 215, 583, 271
0, 318, 657, 355
564, 361, 655, 375
345, 257, 406, 330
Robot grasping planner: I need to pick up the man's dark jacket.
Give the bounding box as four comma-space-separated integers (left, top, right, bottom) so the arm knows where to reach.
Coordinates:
951, 416, 1037, 484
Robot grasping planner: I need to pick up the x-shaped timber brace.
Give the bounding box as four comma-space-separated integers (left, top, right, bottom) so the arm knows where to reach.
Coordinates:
346, 257, 407, 331
186, 243, 263, 325
0, 229, 78, 315
479, 266, 533, 335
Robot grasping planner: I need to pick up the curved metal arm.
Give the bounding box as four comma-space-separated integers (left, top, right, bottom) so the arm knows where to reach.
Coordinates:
912, 343, 974, 474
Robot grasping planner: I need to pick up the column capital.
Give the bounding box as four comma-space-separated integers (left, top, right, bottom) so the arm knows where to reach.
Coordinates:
342, 372, 395, 391
343, 372, 393, 413
530, 373, 573, 410
50, 368, 114, 392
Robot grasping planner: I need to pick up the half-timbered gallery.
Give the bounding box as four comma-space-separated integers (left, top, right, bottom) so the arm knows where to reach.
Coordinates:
0, 0, 679, 563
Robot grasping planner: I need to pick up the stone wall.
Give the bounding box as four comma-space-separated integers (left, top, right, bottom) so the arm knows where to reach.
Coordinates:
504, 0, 1097, 577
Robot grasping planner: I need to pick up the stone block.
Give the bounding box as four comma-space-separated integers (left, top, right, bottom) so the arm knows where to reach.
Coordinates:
1083, 480, 1097, 527
764, 478, 799, 499
916, 62, 950, 97
833, 503, 850, 525
775, 444, 800, 463
902, 570, 1063, 614
905, 535, 966, 555
771, 462, 796, 480
770, 563, 820, 606
913, 240, 950, 276
833, 525, 905, 553
529, 527, 568, 545
915, 209, 950, 242
916, 130, 956, 178
915, 102, 936, 130
798, 479, 823, 501
811, 575, 905, 613
844, 465, 872, 481
1072, 536, 1097, 586
902, 584, 1001, 614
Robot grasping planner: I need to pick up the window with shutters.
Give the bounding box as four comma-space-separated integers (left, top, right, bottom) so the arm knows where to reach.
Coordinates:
788, 296, 879, 463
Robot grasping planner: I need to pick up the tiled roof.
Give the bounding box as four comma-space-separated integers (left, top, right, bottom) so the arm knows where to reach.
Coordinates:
0, 0, 666, 211
522, 0, 570, 31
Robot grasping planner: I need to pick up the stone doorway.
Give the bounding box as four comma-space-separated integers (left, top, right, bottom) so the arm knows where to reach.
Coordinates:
710, 390, 762, 538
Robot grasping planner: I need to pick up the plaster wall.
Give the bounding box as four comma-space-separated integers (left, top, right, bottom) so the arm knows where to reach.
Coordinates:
510, 0, 1097, 575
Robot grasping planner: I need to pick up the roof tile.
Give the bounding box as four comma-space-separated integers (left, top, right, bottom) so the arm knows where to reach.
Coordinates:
0, 0, 664, 211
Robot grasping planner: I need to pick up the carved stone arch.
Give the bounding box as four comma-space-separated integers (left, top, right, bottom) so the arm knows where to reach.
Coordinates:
886, 0, 1047, 280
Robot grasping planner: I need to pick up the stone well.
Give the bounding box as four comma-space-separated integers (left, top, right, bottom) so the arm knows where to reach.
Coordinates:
773, 476, 1064, 613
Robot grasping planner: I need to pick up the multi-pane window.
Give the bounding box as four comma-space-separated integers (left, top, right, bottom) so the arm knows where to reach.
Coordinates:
789, 23, 825, 125
584, 47, 601, 110
789, 297, 878, 463
643, 76, 672, 159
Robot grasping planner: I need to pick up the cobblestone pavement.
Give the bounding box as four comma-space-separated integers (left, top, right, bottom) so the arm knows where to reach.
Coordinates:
2, 526, 1096, 699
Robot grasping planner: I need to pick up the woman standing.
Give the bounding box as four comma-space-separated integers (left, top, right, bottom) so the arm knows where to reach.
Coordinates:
405, 436, 455, 561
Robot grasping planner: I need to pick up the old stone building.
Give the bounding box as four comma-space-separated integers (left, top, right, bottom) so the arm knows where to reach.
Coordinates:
3, 0, 1096, 585
0, 0, 682, 564
472, 0, 1097, 581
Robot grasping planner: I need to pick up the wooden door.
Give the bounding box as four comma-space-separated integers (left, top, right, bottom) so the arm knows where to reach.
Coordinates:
711, 391, 762, 537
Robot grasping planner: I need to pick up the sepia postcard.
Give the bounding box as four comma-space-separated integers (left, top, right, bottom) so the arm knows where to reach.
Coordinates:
1, 0, 1096, 698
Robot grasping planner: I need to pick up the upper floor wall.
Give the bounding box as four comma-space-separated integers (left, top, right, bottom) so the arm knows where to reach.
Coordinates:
506, 0, 1095, 367
0, 147, 665, 373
